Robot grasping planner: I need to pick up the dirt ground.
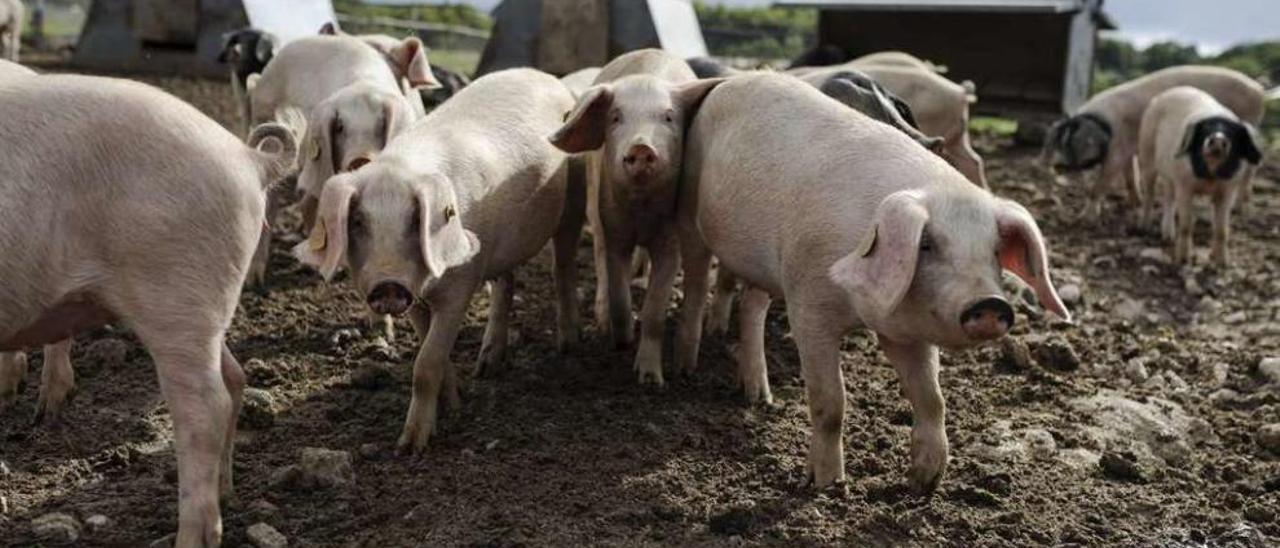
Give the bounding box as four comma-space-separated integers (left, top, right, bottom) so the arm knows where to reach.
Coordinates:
2, 63, 1278, 547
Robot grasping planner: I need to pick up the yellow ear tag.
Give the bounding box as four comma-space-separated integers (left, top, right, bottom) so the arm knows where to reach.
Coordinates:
856, 225, 878, 257
443, 205, 456, 222
307, 219, 327, 251
309, 137, 321, 161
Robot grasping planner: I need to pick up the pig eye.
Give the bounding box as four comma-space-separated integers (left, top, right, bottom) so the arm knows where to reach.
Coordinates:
348, 210, 365, 234
664, 111, 675, 124
332, 117, 344, 135
918, 233, 934, 253
610, 112, 621, 125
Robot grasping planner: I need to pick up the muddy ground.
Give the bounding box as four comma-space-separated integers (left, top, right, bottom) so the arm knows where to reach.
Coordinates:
1, 62, 1278, 547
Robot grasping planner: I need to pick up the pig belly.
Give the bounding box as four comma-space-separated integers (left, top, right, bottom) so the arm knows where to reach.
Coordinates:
0, 294, 115, 351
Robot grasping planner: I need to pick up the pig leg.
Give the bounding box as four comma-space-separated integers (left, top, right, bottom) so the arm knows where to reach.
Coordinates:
1160, 177, 1177, 243
1139, 159, 1159, 227
1125, 155, 1142, 208
33, 339, 74, 424
791, 307, 845, 487
1238, 164, 1256, 217
675, 233, 712, 374
634, 235, 679, 386
604, 240, 636, 350
367, 312, 395, 343
880, 337, 947, 494
586, 162, 611, 334
736, 286, 772, 405
477, 273, 513, 376
0, 351, 28, 409
218, 344, 245, 500
553, 168, 585, 352
1173, 182, 1195, 265
1210, 185, 1238, 266
398, 288, 472, 454
1085, 160, 1121, 221
248, 186, 285, 289
408, 301, 432, 339
706, 265, 738, 337
149, 338, 232, 547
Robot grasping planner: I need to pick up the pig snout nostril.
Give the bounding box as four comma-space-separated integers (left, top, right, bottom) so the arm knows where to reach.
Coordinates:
346, 157, 373, 172
959, 297, 1014, 340
366, 282, 413, 316
623, 145, 658, 171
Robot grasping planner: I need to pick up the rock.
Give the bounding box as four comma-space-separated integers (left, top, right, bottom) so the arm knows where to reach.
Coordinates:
1139, 248, 1165, 262
1197, 296, 1222, 315
1029, 336, 1079, 371
249, 499, 280, 519
1244, 504, 1276, 524
329, 328, 360, 349
148, 534, 176, 548
1, 495, 7, 514
31, 512, 81, 544
366, 336, 397, 361
359, 443, 380, 460
1069, 391, 1213, 468
1123, 359, 1150, 383
1024, 429, 1057, 460
1163, 371, 1189, 392
997, 338, 1033, 372
247, 522, 288, 548
1223, 311, 1248, 325
0, 460, 9, 476
240, 388, 278, 429
298, 447, 353, 488
83, 338, 130, 368
1115, 298, 1145, 323
1184, 277, 1204, 297
1099, 451, 1148, 482
84, 514, 111, 534
1259, 357, 1280, 385
1211, 362, 1231, 386
1058, 284, 1082, 305
1210, 388, 1242, 408
1258, 424, 1280, 454
350, 363, 395, 390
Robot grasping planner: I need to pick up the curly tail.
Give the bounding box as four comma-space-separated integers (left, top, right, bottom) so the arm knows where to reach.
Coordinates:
247, 122, 298, 189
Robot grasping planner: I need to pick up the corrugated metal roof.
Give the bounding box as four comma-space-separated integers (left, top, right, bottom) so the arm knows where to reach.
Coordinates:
773, 0, 1085, 13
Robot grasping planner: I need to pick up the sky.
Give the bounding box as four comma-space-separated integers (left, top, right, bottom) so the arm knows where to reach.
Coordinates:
389, 0, 1279, 53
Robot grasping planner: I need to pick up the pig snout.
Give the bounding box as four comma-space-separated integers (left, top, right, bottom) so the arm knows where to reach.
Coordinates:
1204, 133, 1230, 160
959, 296, 1014, 341
345, 156, 374, 172
367, 281, 414, 316
622, 143, 660, 179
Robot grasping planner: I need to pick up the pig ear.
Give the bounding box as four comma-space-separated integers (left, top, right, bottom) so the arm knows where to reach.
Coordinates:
1175, 122, 1199, 158
820, 78, 885, 118
384, 96, 412, 145
390, 37, 441, 90
550, 84, 614, 153
828, 190, 929, 323
297, 104, 336, 203
319, 22, 340, 35
995, 199, 1071, 321
1236, 122, 1264, 164
672, 77, 728, 123
293, 175, 357, 281
416, 185, 479, 278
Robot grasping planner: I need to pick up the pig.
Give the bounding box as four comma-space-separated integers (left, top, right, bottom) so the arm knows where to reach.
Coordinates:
560, 66, 602, 98
317, 22, 441, 115
795, 63, 986, 188
247, 33, 434, 288
0, 0, 21, 62
0, 74, 298, 546
294, 68, 583, 454
218, 28, 277, 137
1138, 87, 1264, 266
795, 69, 946, 154
685, 56, 739, 79
1044, 65, 1265, 220
549, 48, 725, 385
673, 73, 1069, 491
421, 65, 471, 109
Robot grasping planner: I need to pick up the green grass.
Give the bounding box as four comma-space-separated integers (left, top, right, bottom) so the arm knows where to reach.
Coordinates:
970, 116, 1018, 137
427, 49, 480, 77
21, 8, 85, 40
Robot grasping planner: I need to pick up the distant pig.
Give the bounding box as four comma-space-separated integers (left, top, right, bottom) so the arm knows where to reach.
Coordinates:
1045, 65, 1265, 220
0, 74, 297, 545
1138, 86, 1264, 265
550, 48, 725, 385
675, 73, 1069, 491
295, 68, 583, 454
795, 69, 946, 155
0, 0, 21, 62
218, 28, 277, 137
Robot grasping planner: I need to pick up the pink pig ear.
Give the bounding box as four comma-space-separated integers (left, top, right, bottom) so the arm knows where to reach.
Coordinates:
293, 175, 357, 281
828, 190, 929, 324
390, 37, 441, 90
995, 199, 1071, 321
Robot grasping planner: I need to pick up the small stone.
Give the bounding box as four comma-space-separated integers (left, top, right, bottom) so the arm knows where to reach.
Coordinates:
1058, 284, 1082, 305
367, 337, 397, 361
1223, 311, 1248, 325
1164, 371, 1189, 392
249, 500, 280, 518
1259, 357, 1280, 385
84, 514, 111, 534
1024, 429, 1057, 460
1139, 248, 1165, 262
31, 512, 81, 544
1184, 277, 1204, 297
359, 443, 380, 460
1244, 504, 1276, 524
329, 328, 360, 348
148, 534, 175, 548
297, 447, 353, 488
83, 338, 130, 368
485, 439, 500, 452
1210, 388, 1241, 408
0, 460, 10, 476
1099, 451, 1147, 482
240, 388, 277, 429
269, 465, 302, 490
247, 522, 288, 548
1, 495, 8, 514
1211, 362, 1230, 386
1030, 336, 1080, 372
1124, 359, 1149, 382
1115, 298, 1145, 323
1197, 296, 1222, 314
1258, 424, 1280, 454
997, 338, 1033, 372
350, 363, 395, 390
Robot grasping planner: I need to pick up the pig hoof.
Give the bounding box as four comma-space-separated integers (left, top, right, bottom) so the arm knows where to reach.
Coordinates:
741, 381, 773, 406
476, 347, 506, 377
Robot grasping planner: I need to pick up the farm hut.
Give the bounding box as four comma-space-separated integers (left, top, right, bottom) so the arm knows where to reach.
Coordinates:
476, 0, 709, 76
74, 0, 336, 76
776, 0, 1115, 119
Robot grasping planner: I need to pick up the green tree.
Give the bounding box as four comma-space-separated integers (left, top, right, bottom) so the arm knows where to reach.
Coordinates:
1140, 40, 1201, 73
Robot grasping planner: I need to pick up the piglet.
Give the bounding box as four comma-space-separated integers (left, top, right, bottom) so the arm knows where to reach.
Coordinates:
0, 74, 297, 546
1138, 86, 1264, 265
675, 73, 1069, 492
295, 68, 584, 454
